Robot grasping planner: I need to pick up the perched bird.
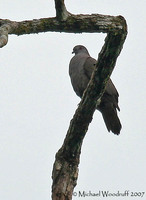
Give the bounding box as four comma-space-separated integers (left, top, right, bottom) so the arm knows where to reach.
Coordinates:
69, 45, 122, 135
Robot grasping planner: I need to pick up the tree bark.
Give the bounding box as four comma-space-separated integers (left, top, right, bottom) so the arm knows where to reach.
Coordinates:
0, 14, 126, 45
0, 0, 128, 199
52, 32, 127, 200
54, 0, 70, 20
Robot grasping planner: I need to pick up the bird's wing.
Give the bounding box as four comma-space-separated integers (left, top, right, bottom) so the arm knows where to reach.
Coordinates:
83, 56, 120, 111
104, 79, 120, 111
83, 57, 97, 79
69, 54, 90, 97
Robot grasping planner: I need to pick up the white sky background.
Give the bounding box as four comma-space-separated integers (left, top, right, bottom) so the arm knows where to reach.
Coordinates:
0, 0, 146, 199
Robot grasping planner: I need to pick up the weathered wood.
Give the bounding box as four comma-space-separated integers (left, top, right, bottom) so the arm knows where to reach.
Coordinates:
0, 14, 125, 36
0, 1, 127, 199
52, 31, 127, 200
54, 0, 70, 20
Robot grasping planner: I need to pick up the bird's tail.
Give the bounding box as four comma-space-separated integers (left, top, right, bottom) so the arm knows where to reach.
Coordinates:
100, 105, 122, 135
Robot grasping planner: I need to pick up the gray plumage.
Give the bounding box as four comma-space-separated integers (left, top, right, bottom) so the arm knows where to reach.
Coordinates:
69, 45, 122, 135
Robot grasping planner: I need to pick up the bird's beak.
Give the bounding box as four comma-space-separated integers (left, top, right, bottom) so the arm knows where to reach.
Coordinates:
72, 50, 75, 54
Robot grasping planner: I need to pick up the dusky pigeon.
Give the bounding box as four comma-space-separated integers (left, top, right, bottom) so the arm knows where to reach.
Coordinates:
69, 45, 122, 135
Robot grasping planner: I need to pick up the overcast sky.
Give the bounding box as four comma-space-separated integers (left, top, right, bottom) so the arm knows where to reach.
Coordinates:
0, 1, 146, 200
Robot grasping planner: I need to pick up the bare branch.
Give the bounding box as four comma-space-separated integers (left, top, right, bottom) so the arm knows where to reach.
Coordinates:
0, 25, 9, 48
52, 30, 127, 199
54, 0, 70, 21
0, 14, 126, 38
0, 2, 128, 199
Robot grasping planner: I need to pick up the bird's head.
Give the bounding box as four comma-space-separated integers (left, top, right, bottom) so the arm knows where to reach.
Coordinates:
72, 45, 90, 55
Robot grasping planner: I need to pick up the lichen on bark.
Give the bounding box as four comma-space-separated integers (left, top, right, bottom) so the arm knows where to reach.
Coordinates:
0, 1, 127, 199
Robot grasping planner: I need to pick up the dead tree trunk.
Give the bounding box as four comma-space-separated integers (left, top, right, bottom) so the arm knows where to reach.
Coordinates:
0, 0, 127, 199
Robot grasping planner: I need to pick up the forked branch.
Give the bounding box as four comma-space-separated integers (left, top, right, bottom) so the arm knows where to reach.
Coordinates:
54, 0, 70, 20
0, 1, 127, 200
